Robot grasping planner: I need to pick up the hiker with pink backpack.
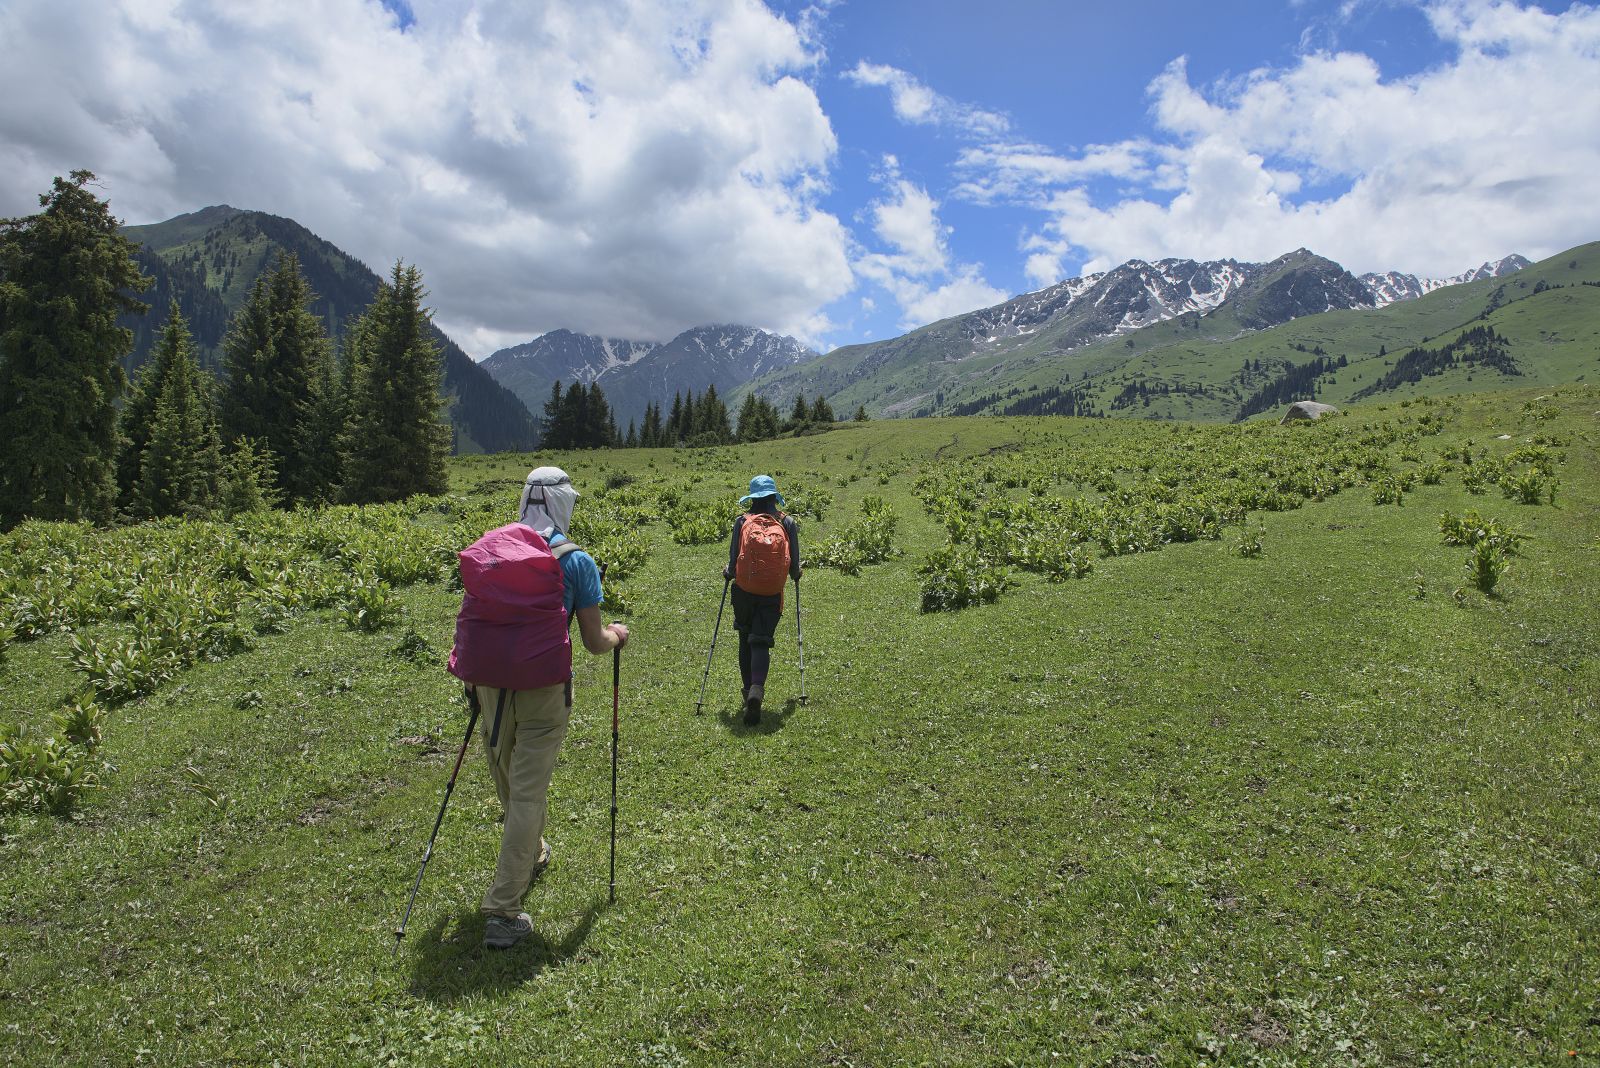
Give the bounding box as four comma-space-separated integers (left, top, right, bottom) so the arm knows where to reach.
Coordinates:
723, 474, 802, 725
445, 466, 628, 950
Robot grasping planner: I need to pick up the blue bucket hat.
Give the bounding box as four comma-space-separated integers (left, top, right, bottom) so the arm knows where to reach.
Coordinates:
739, 474, 786, 507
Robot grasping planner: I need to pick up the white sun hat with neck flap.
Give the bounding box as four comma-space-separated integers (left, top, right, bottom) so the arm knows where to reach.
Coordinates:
517, 466, 579, 541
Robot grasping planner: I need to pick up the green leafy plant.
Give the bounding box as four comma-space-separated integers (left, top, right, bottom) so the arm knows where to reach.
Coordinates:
1500, 469, 1554, 505
812, 497, 901, 575
54, 698, 105, 751
918, 543, 1011, 613
64, 631, 178, 704
665, 496, 736, 546
341, 570, 401, 632
1438, 510, 1528, 554
0, 722, 102, 816
179, 762, 231, 814
1465, 539, 1509, 596
1370, 474, 1409, 505
1233, 525, 1266, 558
390, 628, 435, 664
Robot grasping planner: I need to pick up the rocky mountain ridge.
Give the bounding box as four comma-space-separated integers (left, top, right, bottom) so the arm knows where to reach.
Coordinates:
1359, 255, 1532, 307
481, 323, 818, 429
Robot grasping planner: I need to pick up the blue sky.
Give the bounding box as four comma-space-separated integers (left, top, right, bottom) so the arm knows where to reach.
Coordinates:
1, 0, 1596, 355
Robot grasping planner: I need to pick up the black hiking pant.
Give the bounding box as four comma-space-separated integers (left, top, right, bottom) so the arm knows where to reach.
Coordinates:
731, 583, 781, 693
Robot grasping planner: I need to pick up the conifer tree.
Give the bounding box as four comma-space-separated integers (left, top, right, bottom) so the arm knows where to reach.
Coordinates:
586, 382, 617, 448
854, 404, 868, 421
541, 381, 565, 447
342, 262, 450, 503
736, 393, 761, 442
134, 316, 223, 519
668, 392, 685, 444
641, 402, 662, 448
118, 300, 193, 510
0, 171, 149, 526
693, 384, 730, 443
298, 321, 359, 505
788, 394, 810, 429
810, 394, 835, 424
625, 420, 637, 448
218, 253, 332, 503
558, 382, 588, 448
219, 437, 282, 516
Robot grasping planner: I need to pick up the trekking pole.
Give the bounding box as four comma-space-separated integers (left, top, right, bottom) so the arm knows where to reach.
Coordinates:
694, 576, 731, 714
794, 574, 807, 705
395, 688, 481, 953
610, 628, 621, 904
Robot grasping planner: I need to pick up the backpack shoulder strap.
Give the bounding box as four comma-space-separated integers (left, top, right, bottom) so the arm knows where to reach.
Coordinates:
550, 540, 581, 560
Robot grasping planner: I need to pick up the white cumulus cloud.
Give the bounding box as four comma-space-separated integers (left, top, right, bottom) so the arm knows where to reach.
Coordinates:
0, 0, 855, 352
956, 0, 1600, 279
844, 62, 1010, 137
854, 160, 1007, 328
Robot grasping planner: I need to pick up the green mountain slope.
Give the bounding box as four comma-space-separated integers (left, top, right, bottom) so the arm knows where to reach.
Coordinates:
746, 242, 1600, 424
121, 207, 539, 454
1060, 242, 1600, 422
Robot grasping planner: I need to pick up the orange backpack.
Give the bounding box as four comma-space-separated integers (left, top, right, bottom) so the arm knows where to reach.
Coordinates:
735, 512, 790, 596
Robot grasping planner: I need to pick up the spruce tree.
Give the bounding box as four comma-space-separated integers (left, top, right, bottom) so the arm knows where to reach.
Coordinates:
342, 262, 450, 503
219, 437, 282, 516
667, 391, 685, 443
557, 382, 588, 449
854, 404, 868, 421
736, 393, 761, 442
298, 322, 358, 505
218, 253, 331, 503
0, 171, 149, 526
625, 420, 637, 448
788, 394, 810, 429
811, 394, 835, 423
585, 382, 617, 448
118, 301, 193, 510
134, 318, 223, 519
640, 402, 658, 447
541, 380, 564, 447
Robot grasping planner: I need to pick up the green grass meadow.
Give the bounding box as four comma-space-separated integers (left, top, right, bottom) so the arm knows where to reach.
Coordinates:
3, 387, 1598, 1065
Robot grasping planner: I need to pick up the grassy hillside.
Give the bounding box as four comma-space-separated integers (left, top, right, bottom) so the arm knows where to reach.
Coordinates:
747, 242, 1600, 425
2, 386, 1597, 1064
946, 243, 1600, 422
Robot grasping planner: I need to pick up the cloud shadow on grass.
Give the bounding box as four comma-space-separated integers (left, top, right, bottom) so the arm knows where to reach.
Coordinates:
406, 894, 608, 1002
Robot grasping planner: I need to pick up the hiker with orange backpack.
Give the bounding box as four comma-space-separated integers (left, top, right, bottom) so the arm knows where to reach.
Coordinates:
446, 466, 628, 950
723, 474, 802, 725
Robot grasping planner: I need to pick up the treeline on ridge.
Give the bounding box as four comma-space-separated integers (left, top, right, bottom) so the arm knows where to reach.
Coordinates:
1352, 326, 1518, 400
1235, 354, 1347, 421
539, 381, 863, 450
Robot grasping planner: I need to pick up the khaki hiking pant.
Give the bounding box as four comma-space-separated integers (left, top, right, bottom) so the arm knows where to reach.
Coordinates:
473, 682, 571, 917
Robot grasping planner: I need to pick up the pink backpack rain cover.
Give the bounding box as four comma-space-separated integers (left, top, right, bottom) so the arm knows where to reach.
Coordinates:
448, 523, 572, 691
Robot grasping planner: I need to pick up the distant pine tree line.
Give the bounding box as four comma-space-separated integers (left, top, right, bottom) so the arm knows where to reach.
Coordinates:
1352, 326, 1518, 400
946, 384, 1100, 419
542, 383, 858, 450
1234, 354, 1347, 421
1110, 379, 1208, 411
0, 172, 451, 529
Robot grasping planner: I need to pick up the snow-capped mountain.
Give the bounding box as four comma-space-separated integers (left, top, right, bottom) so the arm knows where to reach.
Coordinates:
482, 323, 819, 429
1360, 255, 1531, 307
957, 258, 1257, 351
749, 248, 1378, 416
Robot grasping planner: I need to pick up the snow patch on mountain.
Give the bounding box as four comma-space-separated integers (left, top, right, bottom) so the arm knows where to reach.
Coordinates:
1361, 255, 1531, 307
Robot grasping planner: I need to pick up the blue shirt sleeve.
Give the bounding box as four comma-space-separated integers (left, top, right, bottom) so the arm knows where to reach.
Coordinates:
559, 548, 604, 618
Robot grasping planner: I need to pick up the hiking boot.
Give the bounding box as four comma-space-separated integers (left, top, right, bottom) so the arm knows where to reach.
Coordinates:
484, 911, 533, 950
743, 683, 763, 725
